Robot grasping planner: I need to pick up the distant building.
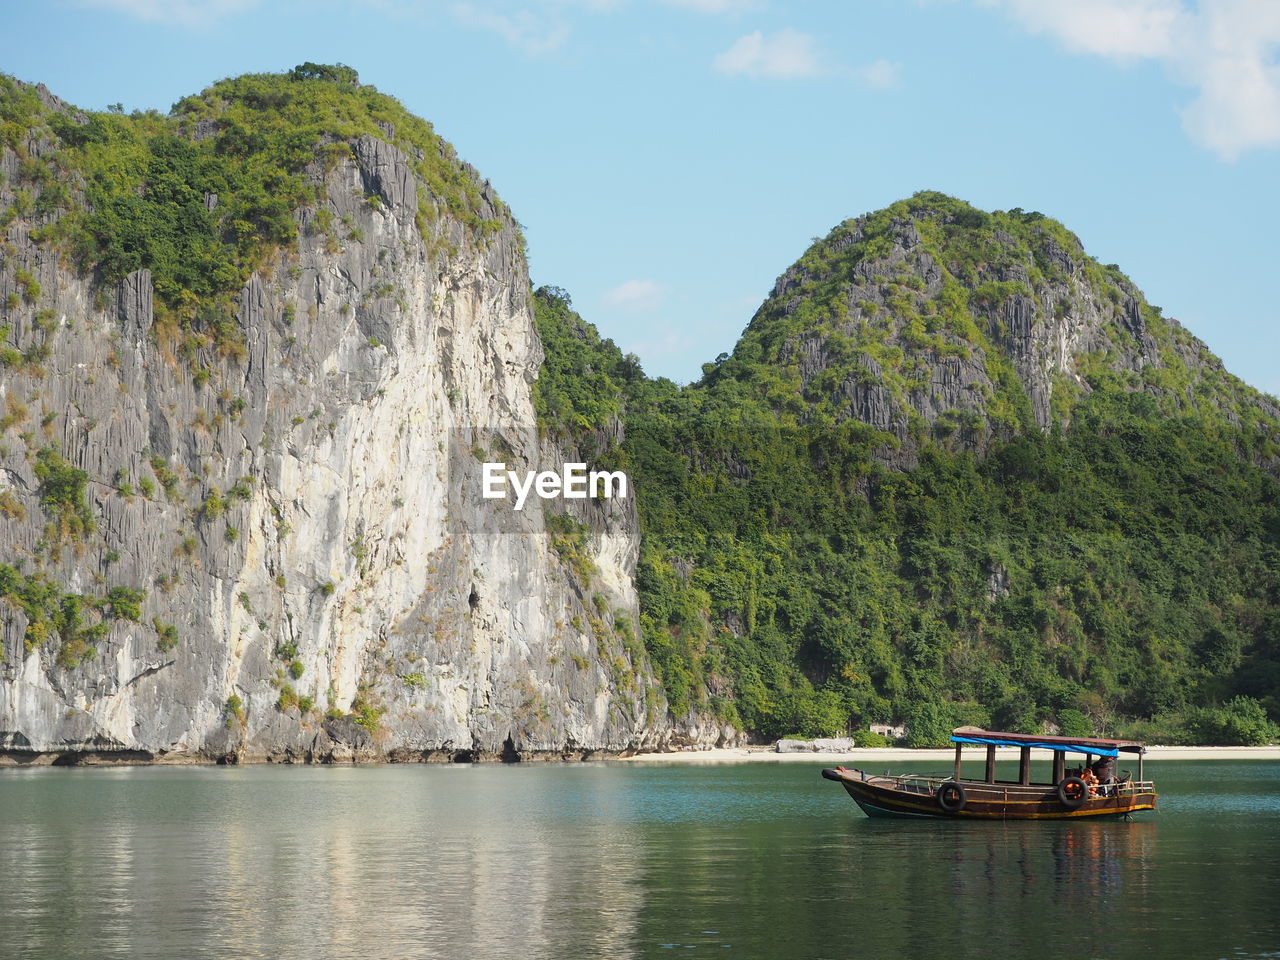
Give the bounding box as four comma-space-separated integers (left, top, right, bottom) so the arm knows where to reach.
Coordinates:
870, 723, 906, 741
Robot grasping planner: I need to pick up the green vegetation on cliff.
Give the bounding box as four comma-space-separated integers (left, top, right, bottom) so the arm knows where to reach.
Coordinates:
532, 286, 644, 438
534, 193, 1280, 746
706, 191, 1276, 443
1, 65, 505, 348
0, 565, 151, 667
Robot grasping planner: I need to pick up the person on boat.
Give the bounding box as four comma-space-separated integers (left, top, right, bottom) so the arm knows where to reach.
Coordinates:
1091, 758, 1114, 797
1080, 765, 1099, 797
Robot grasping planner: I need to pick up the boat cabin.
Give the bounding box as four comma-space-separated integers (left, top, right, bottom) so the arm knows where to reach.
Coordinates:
949, 726, 1149, 786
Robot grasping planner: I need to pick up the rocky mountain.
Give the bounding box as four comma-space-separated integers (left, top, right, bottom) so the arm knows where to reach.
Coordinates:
0, 68, 728, 762
3, 64, 1276, 759
533, 195, 1280, 747
707, 192, 1280, 470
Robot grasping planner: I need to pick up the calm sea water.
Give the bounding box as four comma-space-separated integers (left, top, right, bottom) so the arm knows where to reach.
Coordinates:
0, 759, 1277, 960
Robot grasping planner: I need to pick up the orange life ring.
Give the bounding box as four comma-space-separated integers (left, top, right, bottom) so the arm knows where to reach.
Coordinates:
1058, 776, 1088, 808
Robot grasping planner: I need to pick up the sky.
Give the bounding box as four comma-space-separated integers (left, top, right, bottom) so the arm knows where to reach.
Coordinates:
3, 0, 1278, 392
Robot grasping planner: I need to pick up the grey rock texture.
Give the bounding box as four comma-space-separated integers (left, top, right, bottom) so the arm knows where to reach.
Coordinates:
0, 127, 693, 761
775, 737, 854, 753
762, 209, 1280, 471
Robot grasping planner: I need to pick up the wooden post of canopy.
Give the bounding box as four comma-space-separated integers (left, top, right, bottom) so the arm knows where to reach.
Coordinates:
1139, 748, 1144, 783
954, 742, 963, 782
1052, 750, 1065, 784
1019, 746, 1031, 785
985, 744, 996, 783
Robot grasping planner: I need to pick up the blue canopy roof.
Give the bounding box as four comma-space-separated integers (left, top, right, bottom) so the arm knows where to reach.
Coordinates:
950, 734, 1120, 758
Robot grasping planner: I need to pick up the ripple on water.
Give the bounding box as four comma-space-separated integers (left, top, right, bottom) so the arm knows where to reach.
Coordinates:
0, 760, 1277, 960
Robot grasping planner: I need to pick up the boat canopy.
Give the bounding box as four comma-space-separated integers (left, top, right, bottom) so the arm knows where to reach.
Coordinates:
949, 727, 1146, 758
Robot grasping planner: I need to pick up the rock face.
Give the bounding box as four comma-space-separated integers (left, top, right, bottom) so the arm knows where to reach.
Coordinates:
751, 200, 1280, 471
774, 738, 854, 753
0, 97, 684, 761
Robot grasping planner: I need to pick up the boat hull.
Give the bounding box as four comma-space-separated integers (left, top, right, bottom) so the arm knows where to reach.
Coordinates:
823, 768, 1157, 820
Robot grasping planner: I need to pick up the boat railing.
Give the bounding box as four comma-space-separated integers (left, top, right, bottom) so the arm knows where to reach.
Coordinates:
862, 772, 951, 794
1085, 779, 1157, 798
1107, 779, 1156, 796
860, 770, 1156, 797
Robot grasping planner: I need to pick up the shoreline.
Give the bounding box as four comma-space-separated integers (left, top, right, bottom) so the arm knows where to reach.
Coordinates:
2, 743, 1277, 768
620, 744, 1280, 763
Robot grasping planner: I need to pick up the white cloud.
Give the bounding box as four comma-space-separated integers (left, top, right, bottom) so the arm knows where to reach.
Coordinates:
564, 0, 627, 12
714, 29, 901, 86
662, 0, 763, 12
856, 58, 902, 88
452, 3, 570, 54
714, 28, 823, 78
993, 0, 1181, 59
602, 279, 668, 312
79, 0, 259, 27
987, 0, 1280, 159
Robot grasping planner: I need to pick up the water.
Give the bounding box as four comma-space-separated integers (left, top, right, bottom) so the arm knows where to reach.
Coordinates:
1, 760, 1278, 959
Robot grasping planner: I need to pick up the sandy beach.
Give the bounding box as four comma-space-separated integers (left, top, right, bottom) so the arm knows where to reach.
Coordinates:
620, 744, 1280, 763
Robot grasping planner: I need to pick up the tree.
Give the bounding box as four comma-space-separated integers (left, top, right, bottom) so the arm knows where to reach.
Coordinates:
1191, 697, 1279, 746
1057, 709, 1092, 738
288, 62, 359, 85
904, 702, 951, 747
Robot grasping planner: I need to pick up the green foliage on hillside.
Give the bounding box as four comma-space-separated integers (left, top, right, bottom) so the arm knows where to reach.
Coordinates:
703, 190, 1276, 443
533, 193, 1280, 745
0, 66, 506, 347
532, 286, 647, 438
617, 385, 1279, 742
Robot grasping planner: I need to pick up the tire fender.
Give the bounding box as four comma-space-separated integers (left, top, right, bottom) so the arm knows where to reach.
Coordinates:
936, 781, 967, 813
1058, 776, 1088, 809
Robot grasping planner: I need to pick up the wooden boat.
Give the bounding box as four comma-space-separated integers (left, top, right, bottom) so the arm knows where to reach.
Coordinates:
821, 726, 1157, 819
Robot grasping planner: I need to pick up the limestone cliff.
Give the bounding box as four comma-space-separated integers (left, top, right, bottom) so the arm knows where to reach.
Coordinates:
719, 192, 1280, 471
0, 72, 689, 761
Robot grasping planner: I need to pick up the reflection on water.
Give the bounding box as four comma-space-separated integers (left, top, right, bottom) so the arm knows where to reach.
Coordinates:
0, 766, 648, 960
0, 761, 1278, 959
